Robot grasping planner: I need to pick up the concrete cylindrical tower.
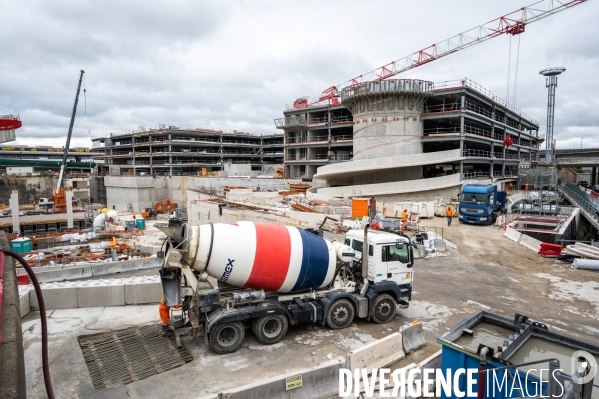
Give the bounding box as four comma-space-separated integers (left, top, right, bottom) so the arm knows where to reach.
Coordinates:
341, 79, 434, 161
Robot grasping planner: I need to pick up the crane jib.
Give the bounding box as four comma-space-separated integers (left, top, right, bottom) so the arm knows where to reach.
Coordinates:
56, 69, 85, 193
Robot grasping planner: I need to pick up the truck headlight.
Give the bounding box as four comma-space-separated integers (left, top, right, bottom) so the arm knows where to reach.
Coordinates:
480, 217, 487, 221
459, 215, 463, 219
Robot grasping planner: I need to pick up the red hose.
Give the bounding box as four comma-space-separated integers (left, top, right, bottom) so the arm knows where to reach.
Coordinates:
0, 249, 55, 399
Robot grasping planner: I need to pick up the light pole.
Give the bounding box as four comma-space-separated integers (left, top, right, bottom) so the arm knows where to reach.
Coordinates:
540, 67, 566, 163
581, 138, 584, 150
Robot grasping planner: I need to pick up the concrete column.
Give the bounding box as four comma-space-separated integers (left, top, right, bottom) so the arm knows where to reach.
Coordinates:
592, 167, 597, 186
9, 190, 19, 234
168, 131, 173, 177
502, 129, 507, 159
132, 135, 136, 169
149, 134, 153, 176
66, 190, 74, 229
327, 109, 332, 162
459, 160, 464, 178
501, 162, 506, 177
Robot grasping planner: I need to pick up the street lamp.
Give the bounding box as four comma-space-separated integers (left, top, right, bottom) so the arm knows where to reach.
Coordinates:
581, 137, 584, 150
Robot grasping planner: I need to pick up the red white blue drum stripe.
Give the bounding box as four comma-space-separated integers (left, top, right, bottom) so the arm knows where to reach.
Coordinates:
200, 221, 336, 293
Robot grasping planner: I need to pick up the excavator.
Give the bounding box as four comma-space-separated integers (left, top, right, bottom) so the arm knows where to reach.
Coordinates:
141, 199, 178, 219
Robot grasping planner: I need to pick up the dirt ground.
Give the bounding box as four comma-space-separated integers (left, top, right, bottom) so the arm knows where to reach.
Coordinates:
21, 215, 599, 398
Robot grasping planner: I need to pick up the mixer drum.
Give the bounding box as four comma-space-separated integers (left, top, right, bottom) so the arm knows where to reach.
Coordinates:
190, 221, 337, 293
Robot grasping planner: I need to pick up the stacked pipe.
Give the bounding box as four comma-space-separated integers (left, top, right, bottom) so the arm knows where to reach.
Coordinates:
562, 243, 599, 270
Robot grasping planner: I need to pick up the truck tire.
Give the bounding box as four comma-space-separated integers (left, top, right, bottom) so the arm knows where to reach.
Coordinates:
208, 322, 245, 354
371, 294, 396, 324
252, 315, 288, 345
326, 299, 355, 330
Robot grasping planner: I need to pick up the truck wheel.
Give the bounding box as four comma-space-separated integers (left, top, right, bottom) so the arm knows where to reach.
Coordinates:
371, 294, 396, 324
208, 322, 245, 354
326, 299, 355, 330
252, 315, 288, 345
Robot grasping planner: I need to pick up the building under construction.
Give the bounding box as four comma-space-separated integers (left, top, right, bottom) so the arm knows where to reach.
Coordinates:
276, 78, 541, 199
91, 127, 284, 177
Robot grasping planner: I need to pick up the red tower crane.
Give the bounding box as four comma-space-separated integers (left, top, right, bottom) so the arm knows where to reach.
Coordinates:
295, 0, 590, 108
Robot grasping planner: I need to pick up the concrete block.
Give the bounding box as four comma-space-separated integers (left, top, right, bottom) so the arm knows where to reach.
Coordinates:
29, 284, 79, 310
400, 320, 426, 354
124, 276, 162, 305
504, 227, 522, 243
34, 266, 93, 283
77, 281, 125, 308
198, 359, 345, 399
18, 288, 30, 318
346, 332, 405, 372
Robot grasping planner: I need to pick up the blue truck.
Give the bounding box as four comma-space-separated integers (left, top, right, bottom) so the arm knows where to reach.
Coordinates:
458, 184, 507, 225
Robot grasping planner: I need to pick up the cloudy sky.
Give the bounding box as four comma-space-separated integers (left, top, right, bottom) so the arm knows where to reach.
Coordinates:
1, 0, 597, 150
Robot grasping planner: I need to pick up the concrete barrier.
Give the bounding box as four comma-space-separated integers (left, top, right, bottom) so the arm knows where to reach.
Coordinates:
18, 287, 30, 318
346, 332, 405, 372
16, 257, 161, 283
198, 359, 345, 399
504, 227, 522, 243
28, 275, 163, 310
78, 282, 125, 308
399, 321, 426, 354
34, 266, 93, 283
90, 257, 161, 277
29, 284, 79, 310
124, 276, 162, 305
519, 234, 542, 253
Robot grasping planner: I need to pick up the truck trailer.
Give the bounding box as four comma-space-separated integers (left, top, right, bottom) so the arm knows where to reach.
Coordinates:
157, 221, 415, 354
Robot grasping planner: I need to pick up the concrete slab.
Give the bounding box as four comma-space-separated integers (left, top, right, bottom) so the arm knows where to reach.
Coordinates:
346, 332, 405, 372
77, 283, 125, 308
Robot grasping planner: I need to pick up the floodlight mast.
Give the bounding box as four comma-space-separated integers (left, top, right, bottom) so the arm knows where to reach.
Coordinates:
540, 67, 566, 164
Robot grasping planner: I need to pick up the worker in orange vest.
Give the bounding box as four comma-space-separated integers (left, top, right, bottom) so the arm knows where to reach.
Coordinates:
159, 296, 181, 336
445, 206, 454, 227
401, 208, 408, 230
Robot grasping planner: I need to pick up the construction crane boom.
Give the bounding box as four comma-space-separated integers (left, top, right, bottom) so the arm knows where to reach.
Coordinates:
56, 69, 85, 193
300, 0, 589, 108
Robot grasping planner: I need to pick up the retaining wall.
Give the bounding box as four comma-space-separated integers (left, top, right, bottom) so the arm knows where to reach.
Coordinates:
0, 232, 27, 398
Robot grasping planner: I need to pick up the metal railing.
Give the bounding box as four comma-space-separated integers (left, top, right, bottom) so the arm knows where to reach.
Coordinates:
423, 103, 460, 114
462, 171, 490, 179
559, 183, 599, 221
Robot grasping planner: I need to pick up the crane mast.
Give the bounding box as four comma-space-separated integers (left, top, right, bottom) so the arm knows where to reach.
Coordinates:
56, 69, 85, 193
300, 0, 589, 108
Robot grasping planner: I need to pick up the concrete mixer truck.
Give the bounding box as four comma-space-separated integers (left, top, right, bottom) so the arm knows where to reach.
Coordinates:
157, 221, 415, 354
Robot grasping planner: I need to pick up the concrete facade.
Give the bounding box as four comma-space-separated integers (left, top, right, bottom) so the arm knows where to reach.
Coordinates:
105, 175, 290, 212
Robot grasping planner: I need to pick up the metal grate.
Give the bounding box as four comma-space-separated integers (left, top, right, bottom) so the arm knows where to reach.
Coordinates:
78, 325, 193, 390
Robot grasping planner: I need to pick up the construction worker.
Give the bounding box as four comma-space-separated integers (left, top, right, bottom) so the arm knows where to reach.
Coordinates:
445, 206, 454, 227
159, 296, 181, 336
256, 184, 261, 192
401, 208, 408, 231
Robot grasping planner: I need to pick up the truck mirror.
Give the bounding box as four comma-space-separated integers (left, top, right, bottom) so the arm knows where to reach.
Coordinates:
395, 243, 405, 249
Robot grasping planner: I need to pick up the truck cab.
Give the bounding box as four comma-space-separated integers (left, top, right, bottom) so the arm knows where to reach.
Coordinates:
458, 184, 506, 225
344, 229, 414, 288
